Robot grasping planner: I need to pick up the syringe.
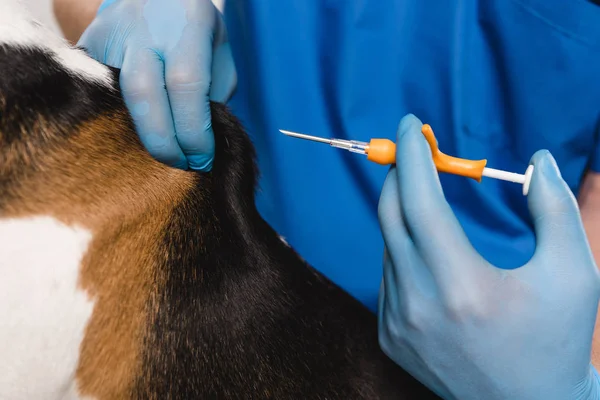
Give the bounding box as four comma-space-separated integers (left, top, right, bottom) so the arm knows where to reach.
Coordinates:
279, 124, 534, 196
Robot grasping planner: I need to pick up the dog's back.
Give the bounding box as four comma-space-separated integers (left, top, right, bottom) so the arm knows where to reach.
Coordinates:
0, 2, 438, 399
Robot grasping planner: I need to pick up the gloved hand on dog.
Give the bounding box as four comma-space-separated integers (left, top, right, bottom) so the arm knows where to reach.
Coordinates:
79, 0, 237, 171
377, 114, 600, 400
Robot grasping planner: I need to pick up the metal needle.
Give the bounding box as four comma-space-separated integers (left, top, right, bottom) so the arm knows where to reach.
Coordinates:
279, 130, 333, 144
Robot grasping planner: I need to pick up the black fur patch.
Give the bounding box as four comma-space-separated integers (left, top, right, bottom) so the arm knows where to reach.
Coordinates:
133, 104, 439, 398
0, 45, 121, 147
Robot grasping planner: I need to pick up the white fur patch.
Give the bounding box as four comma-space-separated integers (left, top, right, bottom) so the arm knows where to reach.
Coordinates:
0, 216, 95, 400
0, 0, 112, 87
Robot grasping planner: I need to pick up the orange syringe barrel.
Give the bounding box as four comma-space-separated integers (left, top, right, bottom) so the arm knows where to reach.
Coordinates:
365, 138, 397, 165
365, 124, 487, 182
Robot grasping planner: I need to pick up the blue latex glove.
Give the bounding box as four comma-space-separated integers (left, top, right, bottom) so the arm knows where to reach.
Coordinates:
377, 114, 600, 400
79, 0, 237, 171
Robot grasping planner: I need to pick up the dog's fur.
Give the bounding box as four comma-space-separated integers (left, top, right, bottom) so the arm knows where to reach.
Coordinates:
0, 2, 439, 399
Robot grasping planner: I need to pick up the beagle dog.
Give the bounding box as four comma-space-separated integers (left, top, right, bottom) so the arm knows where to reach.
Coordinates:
0, 1, 438, 399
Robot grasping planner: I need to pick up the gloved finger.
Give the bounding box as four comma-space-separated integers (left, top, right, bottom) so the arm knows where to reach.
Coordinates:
76, 3, 125, 68
164, 25, 216, 172
378, 280, 445, 399
378, 168, 419, 302
396, 114, 482, 281
77, 23, 104, 64
377, 279, 386, 320
377, 279, 404, 363
381, 249, 401, 314
526, 150, 590, 260
209, 16, 237, 103
378, 273, 410, 360
120, 48, 188, 169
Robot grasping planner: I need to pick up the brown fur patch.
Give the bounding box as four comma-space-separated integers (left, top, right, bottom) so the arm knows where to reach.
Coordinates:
1, 111, 196, 398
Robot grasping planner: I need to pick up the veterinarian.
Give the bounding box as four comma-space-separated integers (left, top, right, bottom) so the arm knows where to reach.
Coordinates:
53, 0, 600, 397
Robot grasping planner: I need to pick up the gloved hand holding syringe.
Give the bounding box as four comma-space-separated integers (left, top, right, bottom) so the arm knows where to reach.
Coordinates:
280, 124, 535, 196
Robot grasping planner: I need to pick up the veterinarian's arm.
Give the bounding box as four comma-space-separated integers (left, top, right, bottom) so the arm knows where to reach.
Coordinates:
53, 0, 102, 44
579, 172, 600, 370
55, 0, 237, 173
377, 114, 600, 400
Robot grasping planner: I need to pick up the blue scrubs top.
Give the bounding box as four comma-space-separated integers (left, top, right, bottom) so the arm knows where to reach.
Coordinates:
223, 0, 600, 312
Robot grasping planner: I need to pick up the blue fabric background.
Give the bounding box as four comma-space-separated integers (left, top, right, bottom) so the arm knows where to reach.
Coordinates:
223, 0, 600, 311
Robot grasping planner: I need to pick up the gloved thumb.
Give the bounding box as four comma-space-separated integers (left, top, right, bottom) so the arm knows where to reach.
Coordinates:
527, 150, 588, 257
